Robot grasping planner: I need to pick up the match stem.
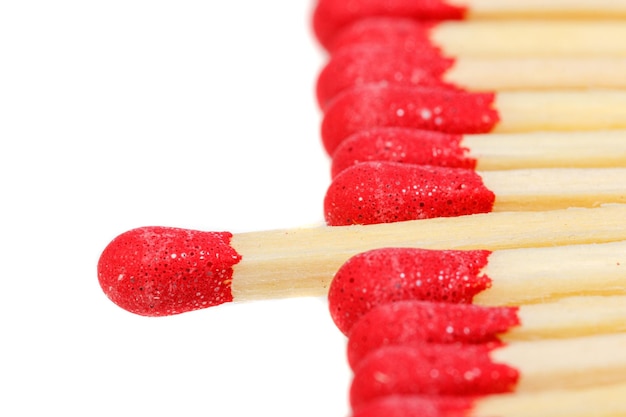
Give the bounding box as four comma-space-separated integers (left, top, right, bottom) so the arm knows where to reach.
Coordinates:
476, 240, 626, 306
480, 168, 626, 212
507, 295, 626, 341
230, 205, 626, 301
494, 90, 626, 132
446, 58, 626, 90
475, 381, 626, 417
450, 0, 626, 19
494, 333, 626, 391
432, 20, 626, 57
465, 130, 626, 170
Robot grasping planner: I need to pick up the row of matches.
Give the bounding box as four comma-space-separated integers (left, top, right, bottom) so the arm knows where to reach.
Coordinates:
311, 0, 626, 416
315, 18, 626, 226
95, 1, 626, 416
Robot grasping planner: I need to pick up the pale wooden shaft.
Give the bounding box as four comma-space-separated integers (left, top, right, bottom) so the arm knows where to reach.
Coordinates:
445, 58, 626, 91
493, 90, 626, 133
493, 333, 626, 391
230, 205, 626, 301
475, 240, 626, 306
479, 167, 626, 212
432, 21, 626, 57
504, 295, 626, 341
474, 382, 626, 417
463, 130, 626, 170
448, 0, 626, 19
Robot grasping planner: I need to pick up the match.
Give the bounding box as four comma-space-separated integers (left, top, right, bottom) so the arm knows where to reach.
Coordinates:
321, 84, 626, 155
317, 45, 626, 108
324, 161, 626, 225
330, 128, 626, 177
350, 382, 626, 417
327, 243, 626, 335
349, 333, 626, 405
347, 296, 626, 368
317, 15, 626, 55
97, 204, 626, 316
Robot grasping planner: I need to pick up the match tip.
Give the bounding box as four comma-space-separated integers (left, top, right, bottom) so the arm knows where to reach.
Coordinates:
351, 394, 474, 417
316, 44, 456, 109
320, 84, 499, 156
97, 226, 241, 316
330, 127, 474, 178
324, 161, 495, 226
347, 300, 519, 369
313, 2, 466, 51
328, 247, 492, 335
350, 343, 518, 406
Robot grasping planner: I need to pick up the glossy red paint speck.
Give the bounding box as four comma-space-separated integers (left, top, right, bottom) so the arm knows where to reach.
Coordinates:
97, 226, 242, 316
330, 127, 474, 178
328, 247, 492, 335
324, 161, 495, 226
321, 84, 499, 155
313, 1, 467, 50
350, 343, 519, 407
347, 300, 520, 368
317, 44, 457, 108
351, 394, 475, 417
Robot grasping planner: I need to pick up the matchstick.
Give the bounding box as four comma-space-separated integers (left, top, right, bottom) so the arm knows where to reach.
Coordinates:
324, 162, 626, 225
349, 333, 626, 406
97, 204, 626, 316
315, 11, 626, 53
317, 45, 626, 108
350, 383, 626, 417
321, 84, 626, 155
327, 243, 626, 335
347, 296, 626, 368
330, 128, 626, 177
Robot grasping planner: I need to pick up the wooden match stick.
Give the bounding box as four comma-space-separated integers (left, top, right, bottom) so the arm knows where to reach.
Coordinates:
349, 333, 626, 405
330, 128, 626, 177
472, 382, 626, 417
327, 242, 626, 335
347, 296, 626, 368
316, 12, 626, 54
97, 204, 626, 316
317, 45, 626, 108
324, 162, 626, 225
321, 84, 626, 155
351, 384, 626, 417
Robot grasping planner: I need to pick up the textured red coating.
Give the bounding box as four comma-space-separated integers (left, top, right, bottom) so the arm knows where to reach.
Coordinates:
326, 18, 444, 55
328, 247, 492, 335
348, 300, 520, 369
331, 127, 474, 178
350, 344, 519, 407
324, 161, 495, 226
313, 1, 466, 50
351, 394, 474, 417
321, 84, 499, 155
317, 44, 457, 108
97, 227, 242, 316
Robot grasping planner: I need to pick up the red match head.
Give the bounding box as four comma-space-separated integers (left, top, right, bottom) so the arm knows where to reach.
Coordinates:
350, 343, 519, 408
347, 300, 519, 369
324, 161, 495, 226
316, 44, 456, 108
97, 227, 241, 316
324, 17, 441, 54
320, 84, 498, 155
351, 395, 474, 417
312, 4, 466, 50
330, 127, 475, 178
328, 247, 493, 335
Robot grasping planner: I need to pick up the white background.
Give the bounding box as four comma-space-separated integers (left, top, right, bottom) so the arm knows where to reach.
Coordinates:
1, 1, 352, 416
